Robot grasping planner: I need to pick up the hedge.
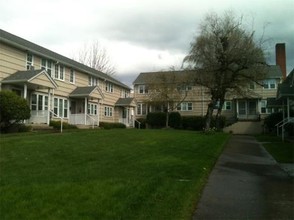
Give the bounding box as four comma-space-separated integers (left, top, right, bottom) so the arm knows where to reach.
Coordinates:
49, 120, 77, 130
146, 112, 166, 128
99, 122, 126, 129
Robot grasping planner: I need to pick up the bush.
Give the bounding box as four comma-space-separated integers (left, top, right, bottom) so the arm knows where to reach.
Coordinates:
182, 116, 226, 131
0, 90, 31, 133
146, 112, 166, 128
182, 116, 205, 130
99, 122, 126, 129
264, 111, 294, 135
264, 112, 283, 133
135, 118, 146, 129
211, 116, 226, 130
49, 120, 77, 130
169, 112, 182, 129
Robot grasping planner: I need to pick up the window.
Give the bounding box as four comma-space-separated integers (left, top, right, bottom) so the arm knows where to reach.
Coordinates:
106, 82, 114, 92
88, 103, 98, 115
41, 58, 52, 76
104, 106, 113, 117
54, 64, 65, 80
53, 97, 68, 118
70, 69, 75, 84
222, 101, 232, 111
260, 100, 274, 114
263, 79, 276, 89
137, 103, 147, 115
177, 84, 192, 91
26, 53, 34, 70
138, 85, 148, 94
88, 76, 98, 86
249, 82, 255, 90
121, 90, 130, 98
31, 94, 48, 111
177, 102, 192, 111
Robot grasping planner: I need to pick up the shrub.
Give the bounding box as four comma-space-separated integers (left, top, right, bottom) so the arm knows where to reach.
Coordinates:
135, 118, 146, 129
49, 120, 77, 130
0, 90, 31, 133
182, 116, 205, 130
146, 112, 166, 128
182, 116, 226, 131
169, 112, 182, 129
211, 116, 226, 130
264, 111, 294, 135
99, 122, 126, 129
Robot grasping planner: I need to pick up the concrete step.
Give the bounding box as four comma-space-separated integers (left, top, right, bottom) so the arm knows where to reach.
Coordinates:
223, 121, 264, 135
30, 124, 53, 131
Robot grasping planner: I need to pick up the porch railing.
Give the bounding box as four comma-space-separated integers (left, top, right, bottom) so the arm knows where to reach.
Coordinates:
69, 114, 98, 127
275, 117, 294, 141
49, 110, 63, 133
86, 114, 97, 129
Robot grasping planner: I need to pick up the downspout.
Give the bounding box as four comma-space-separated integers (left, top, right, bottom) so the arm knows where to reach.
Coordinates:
47, 88, 51, 124
23, 83, 28, 124
97, 99, 100, 126
201, 85, 204, 116
84, 97, 87, 125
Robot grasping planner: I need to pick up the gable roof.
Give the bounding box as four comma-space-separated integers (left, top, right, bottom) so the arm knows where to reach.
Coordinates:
115, 97, 136, 107
133, 65, 283, 85
0, 29, 130, 90
133, 70, 195, 85
2, 69, 57, 88
69, 86, 104, 99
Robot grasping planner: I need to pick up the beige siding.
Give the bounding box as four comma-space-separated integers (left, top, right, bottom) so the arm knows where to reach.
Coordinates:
0, 42, 26, 79
0, 41, 131, 125
30, 74, 55, 88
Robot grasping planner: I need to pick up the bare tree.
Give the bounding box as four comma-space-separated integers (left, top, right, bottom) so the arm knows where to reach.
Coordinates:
146, 71, 192, 127
183, 11, 267, 130
74, 41, 116, 75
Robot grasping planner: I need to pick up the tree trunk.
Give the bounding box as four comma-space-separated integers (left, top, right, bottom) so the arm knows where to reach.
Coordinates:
215, 99, 224, 130
205, 102, 214, 130
166, 111, 169, 128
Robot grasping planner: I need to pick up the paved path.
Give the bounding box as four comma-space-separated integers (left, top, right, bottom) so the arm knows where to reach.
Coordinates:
193, 135, 294, 220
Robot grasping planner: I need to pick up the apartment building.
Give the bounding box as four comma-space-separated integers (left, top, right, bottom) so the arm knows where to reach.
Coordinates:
133, 44, 287, 123
0, 29, 135, 127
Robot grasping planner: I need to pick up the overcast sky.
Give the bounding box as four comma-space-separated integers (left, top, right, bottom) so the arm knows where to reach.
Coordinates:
1, 0, 293, 87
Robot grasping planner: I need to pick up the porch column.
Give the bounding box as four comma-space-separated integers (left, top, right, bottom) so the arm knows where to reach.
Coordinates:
23, 83, 27, 99
97, 101, 100, 126
84, 97, 87, 125
287, 97, 290, 122
47, 88, 51, 124
236, 99, 239, 119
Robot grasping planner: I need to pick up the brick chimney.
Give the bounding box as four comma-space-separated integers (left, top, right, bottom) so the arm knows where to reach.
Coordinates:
275, 43, 286, 80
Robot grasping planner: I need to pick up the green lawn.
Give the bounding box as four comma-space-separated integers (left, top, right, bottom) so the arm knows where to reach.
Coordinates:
256, 135, 294, 163
0, 129, 229, 219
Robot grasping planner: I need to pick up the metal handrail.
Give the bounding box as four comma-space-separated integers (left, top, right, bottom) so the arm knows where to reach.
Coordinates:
134, 119, 141, 129
86, 114, 97, 129
275, 117, 294, 141
49, 110, 63, 133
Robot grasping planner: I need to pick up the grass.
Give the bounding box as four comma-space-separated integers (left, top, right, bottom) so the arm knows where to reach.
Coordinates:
0, 129, 229, 219
256, 134, 294, 163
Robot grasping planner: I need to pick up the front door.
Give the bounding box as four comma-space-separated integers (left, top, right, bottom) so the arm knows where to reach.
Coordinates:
238, 100, 246, 116
237, 100, 258, 120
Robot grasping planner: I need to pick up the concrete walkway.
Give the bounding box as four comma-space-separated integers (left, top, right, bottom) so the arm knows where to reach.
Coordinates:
193, 135, 294, 220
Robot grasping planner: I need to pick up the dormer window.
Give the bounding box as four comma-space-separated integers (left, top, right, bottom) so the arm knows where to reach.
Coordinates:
263, 79, 276, 89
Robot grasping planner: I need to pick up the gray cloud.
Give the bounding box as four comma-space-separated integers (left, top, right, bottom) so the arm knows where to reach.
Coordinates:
1, 0, 293, 77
